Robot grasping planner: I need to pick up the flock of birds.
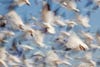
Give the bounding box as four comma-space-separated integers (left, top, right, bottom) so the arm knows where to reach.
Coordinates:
0, 0, 100, 67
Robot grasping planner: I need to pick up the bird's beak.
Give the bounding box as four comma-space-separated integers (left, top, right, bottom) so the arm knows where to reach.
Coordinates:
25, 0, 31, 6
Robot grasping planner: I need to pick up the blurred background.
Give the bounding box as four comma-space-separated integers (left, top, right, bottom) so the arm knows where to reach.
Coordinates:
0, 0, 100, 33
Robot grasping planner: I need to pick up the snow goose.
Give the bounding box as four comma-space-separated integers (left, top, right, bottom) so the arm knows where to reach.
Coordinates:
65, 32, 89, 51
8, 0, 31, 10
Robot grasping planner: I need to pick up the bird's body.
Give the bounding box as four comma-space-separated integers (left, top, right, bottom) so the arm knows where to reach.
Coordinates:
54, 16, 66, 26
0, 30, 14, 44
65, 32, 89, 51
66, 20, 77, 31
45, 50, 71, 66
96, 30, 100, 45
5, 11, 25, 30
8, 0, 30, 10
76, 15, 90, 28
76, 52, 96, 67
62, 0, 80, 12
42, 2, 54, 23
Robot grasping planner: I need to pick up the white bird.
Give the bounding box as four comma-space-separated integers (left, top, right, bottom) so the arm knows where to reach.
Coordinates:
78, 62, 96, 67
21, 25, 36, 37
19, 44, 34, 50
32, 21, 56, 34
65, 20, 77, 31
22, 59, 34, 67
16, 25, 45, 47
7, 54, 21, 63
33, 51, 45, 57
0, 47, 8, 67
96, 30, 100, 45
45, 50, 71, 66
8, 0, 31, 10
1, 30, 15, 36
65, 32, 89, 51
75, 52, 96, 67
62, 0, 80, 12
0, 59, 8, 67
31, 16, 38, 22
33, 30, 46, 47
76, 14, 90, 28
54, 16, 66, 26
42, 23, 56, 34
89, 44, 100, 49
0, 30, 15, 43
42, 2, 55, 24
79, 31, 94, 46
60, 31, 71, 37
80, 31, 94, 41
5, 11, 25, 30
0, 47, 7, 61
